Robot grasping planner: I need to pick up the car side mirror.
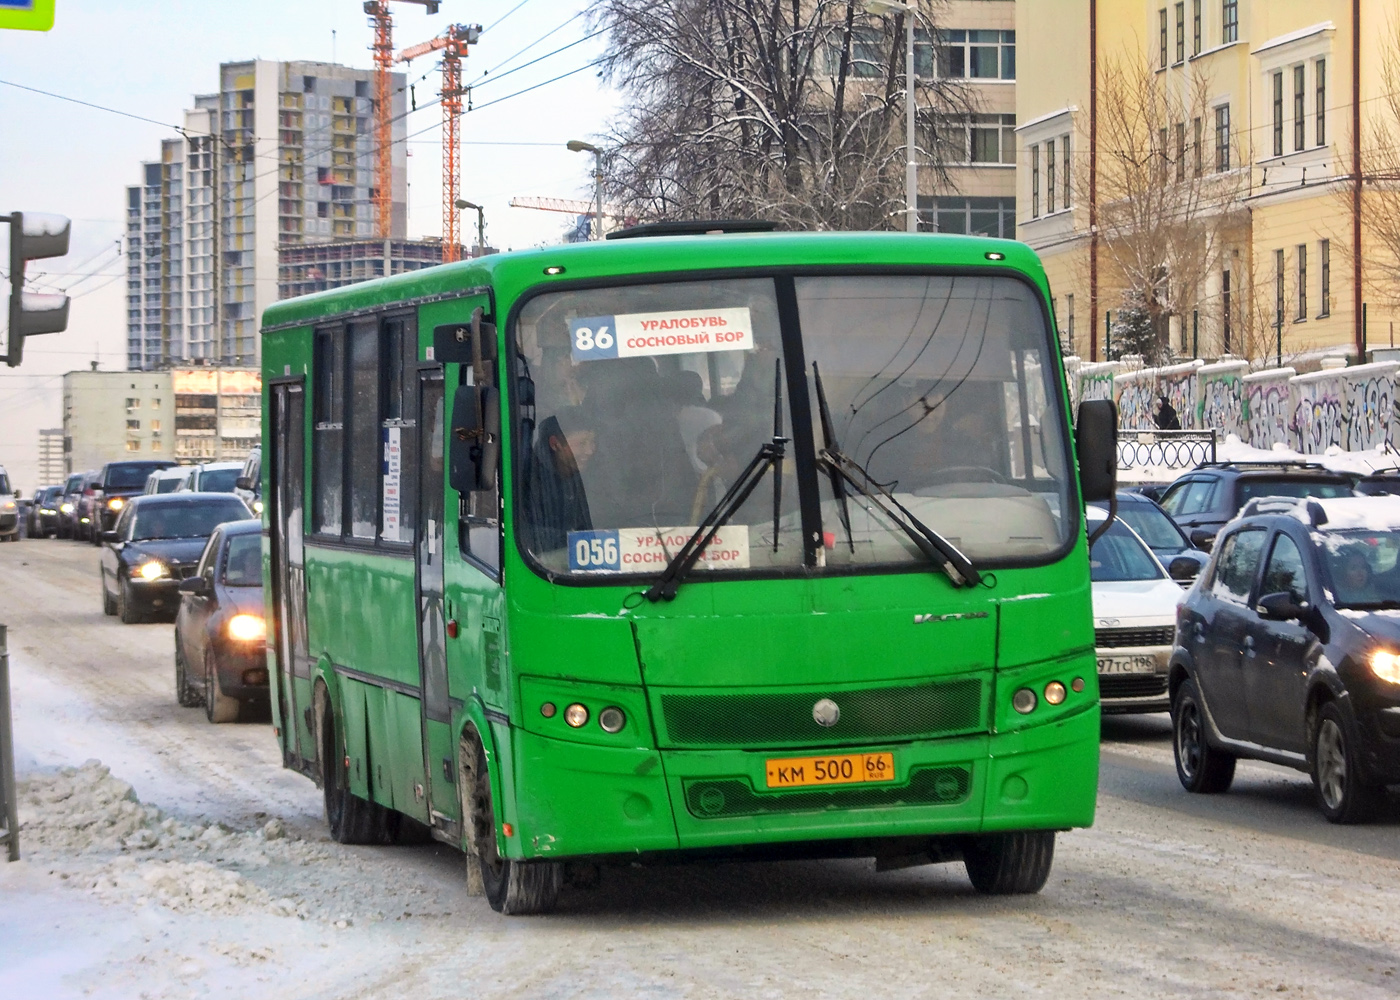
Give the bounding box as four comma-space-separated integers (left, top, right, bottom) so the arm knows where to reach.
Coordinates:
235, 476, 253, 491
1189, 528, 1216, 552
178, 576, 211, 596
448, 383, 500, 495
1256, 591, 1308, 621
1168, 555, 1201, 582
100, 529, 119, 543
1075, 399, 1117, 504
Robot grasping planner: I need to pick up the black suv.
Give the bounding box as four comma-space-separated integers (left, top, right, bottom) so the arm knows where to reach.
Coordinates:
89, 460, 177, 544
1170, 496, 1400, 822
1158, 462, 1353, 549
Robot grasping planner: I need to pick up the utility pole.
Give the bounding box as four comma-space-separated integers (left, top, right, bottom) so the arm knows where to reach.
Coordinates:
455, 199, 486, 256
867, 1, 918, 232
567, 141, 605, 239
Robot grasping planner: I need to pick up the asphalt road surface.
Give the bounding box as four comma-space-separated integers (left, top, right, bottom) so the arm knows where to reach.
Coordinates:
2, 536, 1398, 999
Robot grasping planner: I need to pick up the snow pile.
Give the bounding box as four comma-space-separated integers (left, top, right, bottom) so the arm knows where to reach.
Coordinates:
17, 760, 156, 852
86, 858, 304, 917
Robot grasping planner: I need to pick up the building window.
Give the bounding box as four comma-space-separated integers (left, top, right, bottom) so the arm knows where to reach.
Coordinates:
1193, 0, 1202, 55
1063, 133, 1072, 207
1046, 139, 1056, 213
151, 441, 162, 453
1275, 249, 1286, 333
125, 440, 141, 452
150, 420, 161, 432
1320, 239, 1331, 316
1297, 244, 1308, 320
1158, 127, 1169, 184
1223, 269, 1232, 351
935, 197, 1017, 238
1193, 117, 1203, 174
1159, 9, 1168, 69
125, 397, 139, 410
1175, 3, 1185, 63
1066, 293, 1075, 343
1215, 104, 1231, 171
935, 113, 1017, 165
1272, 72, 1284, 157
1294, 65, 1306, 151
1222, 0, 1237, 44
1316, 59, 1327, 145
313, 327, 344, 535
1031, 144, 1040, 218
1175, 122, 1186, 181
937, 29, 1015, 80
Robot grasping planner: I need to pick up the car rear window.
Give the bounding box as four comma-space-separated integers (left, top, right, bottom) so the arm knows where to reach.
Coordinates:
106, 463, 170, 489
1116, 502, 1186, 551
1089, 520, 1164, 582
1236, 478, 1352, 505
199, 468, 240, 493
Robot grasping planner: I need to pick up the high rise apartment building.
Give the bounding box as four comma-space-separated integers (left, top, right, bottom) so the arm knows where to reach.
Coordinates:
126, 60, 409, 370
1017, 0, 1400, 362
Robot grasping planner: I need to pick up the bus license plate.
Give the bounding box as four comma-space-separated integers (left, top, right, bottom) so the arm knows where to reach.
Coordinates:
765, 752, 895, 789
1098, 655, 1157, 674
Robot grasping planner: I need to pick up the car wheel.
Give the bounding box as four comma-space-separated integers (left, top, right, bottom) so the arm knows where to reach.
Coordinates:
174, 637, 201, 708
467, 735, 560, 915
964, 831, 1056, 895
203, 650, 239, 723
1312, 702, 1381, 824
118, 576, 143, 625
318, 693, 384, 844
101, 569, 117, 616
1172, 678, 1236, 793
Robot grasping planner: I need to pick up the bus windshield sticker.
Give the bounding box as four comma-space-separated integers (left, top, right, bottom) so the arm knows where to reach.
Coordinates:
569, 307, 754, 362
568, 525, 751, 573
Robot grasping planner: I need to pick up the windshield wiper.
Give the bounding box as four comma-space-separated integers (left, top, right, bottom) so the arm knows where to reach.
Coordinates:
812, 363, 980, 589
643, 435, 787, 602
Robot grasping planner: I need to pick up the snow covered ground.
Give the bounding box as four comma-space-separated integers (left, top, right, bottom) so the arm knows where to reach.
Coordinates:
3, 538, 1400, 999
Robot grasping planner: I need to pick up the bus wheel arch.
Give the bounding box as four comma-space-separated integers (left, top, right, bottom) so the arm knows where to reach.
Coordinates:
315, 675, 382, 845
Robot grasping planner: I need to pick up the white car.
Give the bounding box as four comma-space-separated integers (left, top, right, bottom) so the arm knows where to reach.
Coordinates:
0, 464, 18, 541
143, 467, 187, 495
1087, 507, 1184, 714
174, 461, 244, 494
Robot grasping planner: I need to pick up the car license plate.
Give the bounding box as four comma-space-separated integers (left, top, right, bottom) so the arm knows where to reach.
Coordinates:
1097, 655, 1157, 674
764, 752, 895, 789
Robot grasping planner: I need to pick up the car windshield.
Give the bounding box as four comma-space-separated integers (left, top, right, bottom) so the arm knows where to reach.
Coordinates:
1237, 478, 1353, 505
107, 463, 167, 489
155, 477, 181, 494
65, 475, 84, 493
513, 274, 1072, 578
0, 473, 10, 495
1115, 500, 1187, 552
1089, 518, 1165, 582
131, 499, 250, 540
199, 468, 240, 492
1318, 530, 1400, 608
222, 533, 262, 586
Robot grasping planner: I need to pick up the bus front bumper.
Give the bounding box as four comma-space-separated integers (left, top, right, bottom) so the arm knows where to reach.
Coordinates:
506, 706, 1099, 861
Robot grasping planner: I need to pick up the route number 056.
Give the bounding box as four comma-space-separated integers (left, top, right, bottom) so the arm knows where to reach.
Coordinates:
574, 536, 619, 567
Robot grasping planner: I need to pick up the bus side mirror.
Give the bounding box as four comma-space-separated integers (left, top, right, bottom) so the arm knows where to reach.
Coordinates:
449, 383, 500, 494
434, 307, 497, 366
1075, 399, 1117, 503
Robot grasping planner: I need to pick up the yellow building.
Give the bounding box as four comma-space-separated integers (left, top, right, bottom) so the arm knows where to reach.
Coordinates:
1017, 0, 1400, 364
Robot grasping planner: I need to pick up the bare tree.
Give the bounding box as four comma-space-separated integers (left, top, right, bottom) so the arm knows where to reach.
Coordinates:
588, 0, 970, 229
1355, 17, 1400, 312
1080, 50, 1249, 363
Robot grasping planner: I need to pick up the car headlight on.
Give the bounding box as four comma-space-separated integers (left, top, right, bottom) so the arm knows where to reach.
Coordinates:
1370, 650, 1400, 684
252, 500, 264, 514
227, 614, 266, 642
60, 502, 74, 513
107, 497, 125, 511
137, 560, 167, 581
1, 500, 14, 511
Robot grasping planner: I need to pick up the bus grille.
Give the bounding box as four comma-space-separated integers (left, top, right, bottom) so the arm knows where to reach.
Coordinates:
1099, 674, 1168, 699
658, 677, 984, 749
1095, 626, 1174, 648
683, 765, 973, 819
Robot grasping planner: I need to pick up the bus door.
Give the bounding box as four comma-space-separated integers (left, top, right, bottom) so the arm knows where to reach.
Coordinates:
269, 382, 312, 771
415, 370, 456, 830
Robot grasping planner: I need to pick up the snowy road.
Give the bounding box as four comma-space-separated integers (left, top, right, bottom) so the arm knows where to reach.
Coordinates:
2, 537, 1399, 999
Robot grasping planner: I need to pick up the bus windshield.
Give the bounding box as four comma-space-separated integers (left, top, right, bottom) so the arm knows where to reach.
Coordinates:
514, 273, 1072, 579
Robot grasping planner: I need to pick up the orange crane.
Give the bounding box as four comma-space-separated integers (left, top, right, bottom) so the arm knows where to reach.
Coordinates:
363, 0, 439, 239
398, 23, 482, 262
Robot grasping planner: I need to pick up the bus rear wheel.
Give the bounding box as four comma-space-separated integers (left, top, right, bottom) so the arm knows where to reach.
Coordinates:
465, 736, 560, 915
319, 697, 383, 845
963, 831, 1055, 895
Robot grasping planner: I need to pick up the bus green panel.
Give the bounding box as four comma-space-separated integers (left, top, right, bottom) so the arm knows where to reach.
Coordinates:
293, 675, 316, 767
424, 719, 458, 820
510, 728, 679, 858
382, 690, 428, 822
981, 707, 1099, 830
340, 679, 371, 800
506, 609, 645, 687
360, 683, 395, 809
304, 547, 419, 689
996, 579, 1095, 668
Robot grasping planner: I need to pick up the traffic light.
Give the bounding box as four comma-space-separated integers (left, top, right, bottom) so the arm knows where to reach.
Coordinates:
6, 211, 71, 367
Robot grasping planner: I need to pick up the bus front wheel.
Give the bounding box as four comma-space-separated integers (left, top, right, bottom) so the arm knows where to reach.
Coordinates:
963, 831, 1055, 895
464, 735, 560, 915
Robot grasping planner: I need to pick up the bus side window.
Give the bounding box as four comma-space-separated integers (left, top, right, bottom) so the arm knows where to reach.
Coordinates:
460, 446, 501, 576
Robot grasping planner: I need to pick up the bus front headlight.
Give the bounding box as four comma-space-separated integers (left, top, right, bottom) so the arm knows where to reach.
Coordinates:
227, 614, 266, 642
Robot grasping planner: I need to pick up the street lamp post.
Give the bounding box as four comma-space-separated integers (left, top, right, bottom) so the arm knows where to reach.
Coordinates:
567, 139, 605, 240
866, 0, 918, 233
454, 198, 486, 256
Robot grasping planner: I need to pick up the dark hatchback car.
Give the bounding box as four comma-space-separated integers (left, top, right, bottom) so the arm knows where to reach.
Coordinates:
90, 459, 178, 544
174, 519, 268, 723
1108, 490, 1209, 582
28, 485, 63, 538
1158, 461, 1354, 549
58, 470, 89, 539
99, 493, 252, 623
1170, 495, 1400, 823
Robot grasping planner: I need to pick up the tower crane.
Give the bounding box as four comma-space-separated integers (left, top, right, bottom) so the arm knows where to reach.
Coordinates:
363, 0, 439, 239
398, 23, 482, 263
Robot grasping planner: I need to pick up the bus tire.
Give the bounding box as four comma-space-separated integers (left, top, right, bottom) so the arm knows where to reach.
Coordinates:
964, 831, 1055, 895
1172, 678, 1235, 794
466, 736, 560, 915
319, 697, 382, 845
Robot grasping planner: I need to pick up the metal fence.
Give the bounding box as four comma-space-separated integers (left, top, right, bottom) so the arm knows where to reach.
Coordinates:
1117, 429, 1217, 474
0, 624, 17, 861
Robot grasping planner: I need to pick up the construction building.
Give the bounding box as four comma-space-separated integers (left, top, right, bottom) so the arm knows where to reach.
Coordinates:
62, 369, 261, 474
278, 238, 447, 299
126, 60, 410, 370
37, 428, 64, 486
1017, 0, 1400, 363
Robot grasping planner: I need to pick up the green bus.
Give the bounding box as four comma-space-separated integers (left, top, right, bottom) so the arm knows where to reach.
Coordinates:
258, 227, 1117, 914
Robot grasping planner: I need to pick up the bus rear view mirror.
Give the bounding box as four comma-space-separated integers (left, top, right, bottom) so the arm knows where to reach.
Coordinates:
449, 383, 500, 494
434, 307, 497, 366
1075, 399, 1117, 504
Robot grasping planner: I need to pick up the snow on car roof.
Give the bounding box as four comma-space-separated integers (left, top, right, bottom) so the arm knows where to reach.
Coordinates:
1311, 496, 1400, 531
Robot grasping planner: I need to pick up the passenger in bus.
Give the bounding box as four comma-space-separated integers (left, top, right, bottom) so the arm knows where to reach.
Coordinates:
869, 388, 1006, 493
669, 369, 722, 475
525, 409, 596, 552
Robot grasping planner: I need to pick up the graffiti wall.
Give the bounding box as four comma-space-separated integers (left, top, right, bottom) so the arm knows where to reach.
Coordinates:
1196, 361, 1248, 439
1075, 362, 1121, 405
1243, 369, 1294, 448
1113, 361, 1202, 431
1290, 362, 1398, 453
